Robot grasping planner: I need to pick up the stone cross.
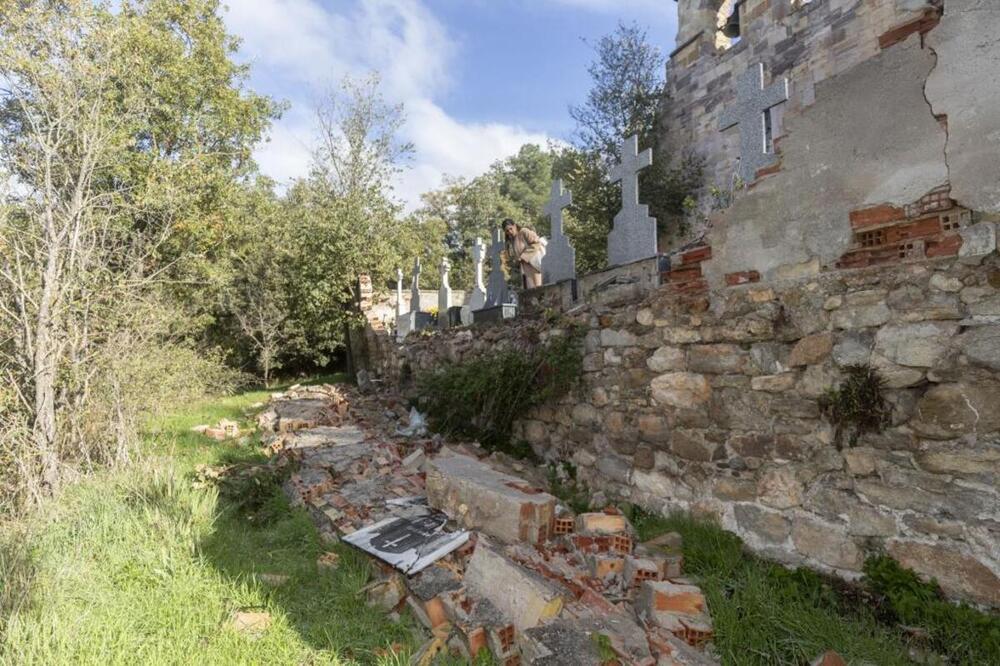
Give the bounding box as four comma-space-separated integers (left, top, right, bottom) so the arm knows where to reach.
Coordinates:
410, 257, 422, 312
470, 237, 487, 310
395, 267, 405, 318
718, 63, 789, 185
607, 135, 657, 267
541, 179, 576, 284
438, 257, 452, 314
485, 227, 508, 307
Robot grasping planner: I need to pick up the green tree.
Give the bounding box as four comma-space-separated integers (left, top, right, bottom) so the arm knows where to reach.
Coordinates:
0, 0, 275, 502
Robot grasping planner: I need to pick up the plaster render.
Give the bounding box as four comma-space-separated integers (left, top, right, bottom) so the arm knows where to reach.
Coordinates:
925, 0, 1000, 213
704, 37, 947, 286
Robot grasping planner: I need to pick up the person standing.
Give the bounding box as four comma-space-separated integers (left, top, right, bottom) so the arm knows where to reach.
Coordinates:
502, 218, 546, 289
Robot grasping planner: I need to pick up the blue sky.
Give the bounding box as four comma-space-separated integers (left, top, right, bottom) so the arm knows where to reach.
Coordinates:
223, 0, 679, 207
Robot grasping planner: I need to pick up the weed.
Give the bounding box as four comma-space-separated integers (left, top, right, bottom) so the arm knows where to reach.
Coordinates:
547, 461, 591, 514
818, 364, 892, 448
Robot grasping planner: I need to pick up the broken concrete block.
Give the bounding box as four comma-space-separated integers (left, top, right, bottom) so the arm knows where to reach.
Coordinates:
624, 556, 661, 588
586, 554, 625, 580
575, 511, 629, 536
464, 538, 565, 631
401, 447, 426, 471
519, 620, 604, 665
365, 573, 406, 611
426, 454, 556, 544
647, 626, 719, 665
637, 581, 713, 646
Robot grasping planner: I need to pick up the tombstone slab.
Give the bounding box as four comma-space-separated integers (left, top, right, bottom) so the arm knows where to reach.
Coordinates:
472, 304, 517, 325
719, 63, 789, 184
470, 237, 487, 311
409, 257, 422, 312
607, 135, 658, 267
485, 227, 509, 308
541, 179, 577, 284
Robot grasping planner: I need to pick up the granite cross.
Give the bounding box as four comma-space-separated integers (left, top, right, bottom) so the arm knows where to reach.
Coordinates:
718, 63, 789, 185
438, 257, 452, 314
485, 227, 508, 308
395, 267, 405, 318
607, 135, 657, 266
410, 257, 422, 312
541, 179, 576, 284
470, 237, 487, 310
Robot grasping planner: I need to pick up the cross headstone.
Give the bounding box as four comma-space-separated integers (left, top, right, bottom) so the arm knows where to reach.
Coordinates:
718, 63, 789, 185
438, 257, 452, 314
607, 135, 657, 267
541, 179, 576, 284
395, 268, 405, 318
485, 227, 508, 307
410, 257, 422, 312
470, 237, 487, 310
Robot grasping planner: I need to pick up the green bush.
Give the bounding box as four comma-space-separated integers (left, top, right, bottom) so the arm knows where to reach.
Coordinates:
416, 329, 583, 450
864, 555, 1000, 664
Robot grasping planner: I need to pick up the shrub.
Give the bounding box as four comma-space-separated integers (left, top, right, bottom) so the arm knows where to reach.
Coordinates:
416, 329, 583, 450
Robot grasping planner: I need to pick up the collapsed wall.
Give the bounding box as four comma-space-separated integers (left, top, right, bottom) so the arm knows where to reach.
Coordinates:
362, 248, 1000, 609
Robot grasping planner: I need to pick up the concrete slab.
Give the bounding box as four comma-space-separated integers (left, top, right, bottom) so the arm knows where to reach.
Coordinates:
426, 454, 556, 544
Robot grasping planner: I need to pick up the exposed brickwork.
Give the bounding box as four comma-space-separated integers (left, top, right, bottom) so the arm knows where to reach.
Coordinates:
878, 10, 942, 50
725, 270, 761, 286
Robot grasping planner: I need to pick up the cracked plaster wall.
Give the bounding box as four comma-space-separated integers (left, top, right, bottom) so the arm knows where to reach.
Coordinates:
925, 0, 1000, 213
703, 35, 947, 286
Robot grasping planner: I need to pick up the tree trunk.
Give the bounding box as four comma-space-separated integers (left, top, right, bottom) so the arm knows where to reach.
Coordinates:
33, 228, 62, 494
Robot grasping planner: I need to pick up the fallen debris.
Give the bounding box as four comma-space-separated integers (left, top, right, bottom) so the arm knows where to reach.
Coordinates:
226, 610, 271, 637
259, 384, 720, 665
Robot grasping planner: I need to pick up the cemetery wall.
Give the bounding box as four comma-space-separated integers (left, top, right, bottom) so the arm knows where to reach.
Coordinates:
365, 248, 1000, 608
661, 0, 1000, 271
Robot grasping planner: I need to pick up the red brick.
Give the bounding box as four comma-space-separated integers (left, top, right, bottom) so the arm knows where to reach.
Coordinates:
665, 266, 703, 282
925, 234, 962, 258
680, 246, 712, 265
725, 270, 761, 286
849, 204, 906, 229
879, 12, 941, 50
755, 162, 782, 180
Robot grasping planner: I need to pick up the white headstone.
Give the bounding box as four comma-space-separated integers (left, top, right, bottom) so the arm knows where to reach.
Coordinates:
541, 179, 576, 284
470, 237, 487, 310
485, 227, 508, 307
410, 257, 422, 312
607, 135, 657, 266
395, 267, 405, 318
438, 257, 452, 313
719, 63, 789, 185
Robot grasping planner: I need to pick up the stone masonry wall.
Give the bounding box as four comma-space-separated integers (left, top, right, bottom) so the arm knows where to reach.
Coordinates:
367, 252, 1000, 609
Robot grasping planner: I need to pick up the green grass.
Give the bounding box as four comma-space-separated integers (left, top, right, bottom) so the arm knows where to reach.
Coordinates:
0, 373, 423, 666
627, 507, 999, 666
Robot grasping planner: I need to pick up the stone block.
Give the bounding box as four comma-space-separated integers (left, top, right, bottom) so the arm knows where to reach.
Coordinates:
910, 381, 1000, 439
464, 538, 565, 631
688, 344, 747, 374
831, 303, 891, 329
957, 326, 1000, 371
734, 504, 791, 543
650, 372, 712, 408
887, 539, 1000, 607
873, 322, 959, 367
426, 454, 556, 544
958, 222, 997, 259
647, 345, 686, 372
788, 333, 834, 366
791, 518, 862, 571
757, 466, 804, 509
751, 373, 797, 392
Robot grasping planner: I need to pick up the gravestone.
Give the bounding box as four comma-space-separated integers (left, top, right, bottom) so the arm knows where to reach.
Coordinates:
438, 257, 453, 329
607, 135, 657, 267
474, 228, 516, 324
541, 179, 576, 284
410, 257, 422, 312
470, 237, 487, 310
718, 63, 789, 185
395, 268, 404, 319
485, 227, 508, 307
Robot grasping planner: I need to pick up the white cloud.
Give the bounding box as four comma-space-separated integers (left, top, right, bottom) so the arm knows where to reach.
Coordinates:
224, 0, 554, 209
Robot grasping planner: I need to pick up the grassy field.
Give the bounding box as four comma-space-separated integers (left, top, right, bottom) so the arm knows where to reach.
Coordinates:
0, 376, 422, 666
2, 378, 997, 665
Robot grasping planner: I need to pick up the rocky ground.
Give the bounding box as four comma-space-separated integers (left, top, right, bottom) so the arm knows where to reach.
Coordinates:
253, 383, 727, 666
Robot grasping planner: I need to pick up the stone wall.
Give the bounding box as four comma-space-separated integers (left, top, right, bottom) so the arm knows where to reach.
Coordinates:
364, 250, 1000, 608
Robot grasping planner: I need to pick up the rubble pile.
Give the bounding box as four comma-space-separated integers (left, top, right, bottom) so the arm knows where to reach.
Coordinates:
260, 384, 719, 665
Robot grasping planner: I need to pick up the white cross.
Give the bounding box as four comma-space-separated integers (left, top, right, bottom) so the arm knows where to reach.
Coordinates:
610, 135, 653, 209
544, 179, 573, 239
395, 267, 404, 317
410, 257, 421, 312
